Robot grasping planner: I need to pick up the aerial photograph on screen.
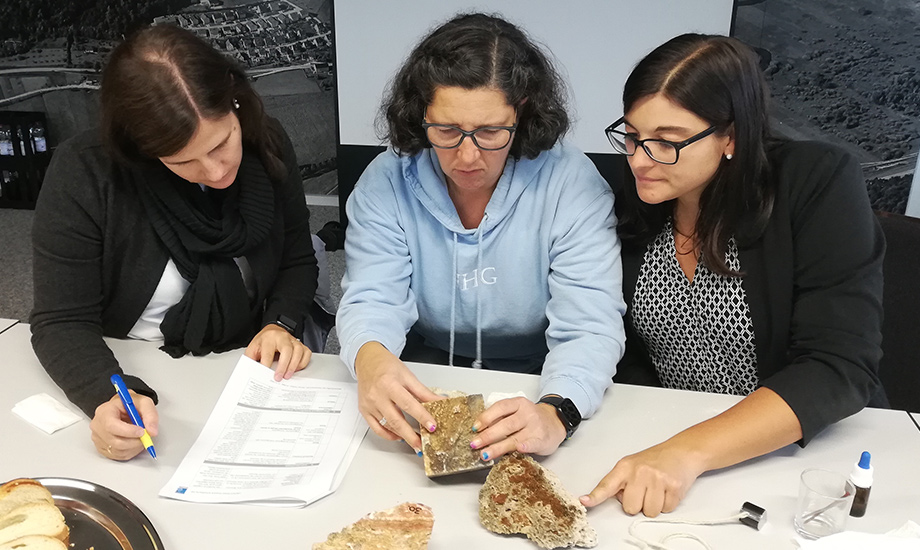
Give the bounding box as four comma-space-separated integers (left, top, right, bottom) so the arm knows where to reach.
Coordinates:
734, 0, 920, 214
0, 0, 337, 196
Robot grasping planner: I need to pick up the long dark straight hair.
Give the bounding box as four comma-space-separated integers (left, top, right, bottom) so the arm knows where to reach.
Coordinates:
619, 33, 777, 276
380, 12, 570, 160
100, 24, 287, 182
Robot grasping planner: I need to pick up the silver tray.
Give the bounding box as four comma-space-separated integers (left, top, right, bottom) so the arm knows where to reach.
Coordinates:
34, 477, 163, 550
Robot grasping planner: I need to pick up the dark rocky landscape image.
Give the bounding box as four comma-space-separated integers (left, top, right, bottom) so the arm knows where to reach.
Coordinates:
734, 0, 920, 213
1, 0, 337, 197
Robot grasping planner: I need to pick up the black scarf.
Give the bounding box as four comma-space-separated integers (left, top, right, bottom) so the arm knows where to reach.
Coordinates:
137, 152, 275, 357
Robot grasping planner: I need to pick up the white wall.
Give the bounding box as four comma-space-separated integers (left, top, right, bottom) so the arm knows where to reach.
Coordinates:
907, 154, 920, 218
334, 1, 734, 154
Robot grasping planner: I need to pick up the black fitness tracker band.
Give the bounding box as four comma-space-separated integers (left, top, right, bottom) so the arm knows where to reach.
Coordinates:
273, 314, 298, 337
537, 395, 582, 439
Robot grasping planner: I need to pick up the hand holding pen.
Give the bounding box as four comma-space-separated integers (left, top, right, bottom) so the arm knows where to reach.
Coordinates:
89, 375, 160, 461
110, 374, 157, 460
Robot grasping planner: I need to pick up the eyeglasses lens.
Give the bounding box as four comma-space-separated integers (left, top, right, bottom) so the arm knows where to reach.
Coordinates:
472, 128, 511, 149
607, 132, 629, 154
427, 126, 462, 148
645, 141, 678, 164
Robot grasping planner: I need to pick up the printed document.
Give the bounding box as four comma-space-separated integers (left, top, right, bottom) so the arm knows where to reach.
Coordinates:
160, 356, 367, 506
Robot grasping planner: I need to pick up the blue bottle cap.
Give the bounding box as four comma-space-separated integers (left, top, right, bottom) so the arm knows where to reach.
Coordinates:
858, 451, 871, 469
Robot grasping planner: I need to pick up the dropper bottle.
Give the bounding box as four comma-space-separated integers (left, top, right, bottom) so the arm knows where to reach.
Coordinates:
849, 451, 873, 517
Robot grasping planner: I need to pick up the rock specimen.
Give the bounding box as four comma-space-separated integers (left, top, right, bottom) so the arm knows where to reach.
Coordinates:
479, 453, 597, 549
421, 394, 493, 477
312, 502, 434, 550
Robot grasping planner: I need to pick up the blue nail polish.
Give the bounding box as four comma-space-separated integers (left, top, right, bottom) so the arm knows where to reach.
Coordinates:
471, 425, 478, 433
417, 450, 423, 457
482, 452, 490, 461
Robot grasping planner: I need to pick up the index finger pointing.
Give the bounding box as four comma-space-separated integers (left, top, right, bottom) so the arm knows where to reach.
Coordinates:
580, 470, 626, 508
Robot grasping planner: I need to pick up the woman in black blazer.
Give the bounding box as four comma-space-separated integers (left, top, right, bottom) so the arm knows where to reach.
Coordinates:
580, 34, 885, 517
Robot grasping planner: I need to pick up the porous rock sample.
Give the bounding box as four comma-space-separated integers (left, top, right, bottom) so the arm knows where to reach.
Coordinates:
479, 452, 597, 549
421, 394, 493, 477
312, 502, 434, 550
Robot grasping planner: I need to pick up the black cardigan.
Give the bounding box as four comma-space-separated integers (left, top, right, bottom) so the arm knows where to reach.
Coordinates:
614, 141, 886, 444
30, 123, 318, 417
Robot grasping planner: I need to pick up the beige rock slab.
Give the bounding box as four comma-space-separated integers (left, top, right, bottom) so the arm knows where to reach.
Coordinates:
312, 502, 434, 550
421, 394, 493, 477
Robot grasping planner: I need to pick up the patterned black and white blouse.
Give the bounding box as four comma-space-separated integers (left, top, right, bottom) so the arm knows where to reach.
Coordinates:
631, 218, 759, 396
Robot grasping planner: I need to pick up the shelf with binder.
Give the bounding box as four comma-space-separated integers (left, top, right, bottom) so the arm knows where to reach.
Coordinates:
0, 111, 51, 209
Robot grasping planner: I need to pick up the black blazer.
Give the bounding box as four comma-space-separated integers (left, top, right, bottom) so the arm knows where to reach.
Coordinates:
615, 141, 886, 444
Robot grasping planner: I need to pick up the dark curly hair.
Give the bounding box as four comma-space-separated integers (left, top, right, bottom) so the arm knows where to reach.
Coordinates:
618, 33, 778, 276
380, 13, 569, 160
100, 24, 287, 181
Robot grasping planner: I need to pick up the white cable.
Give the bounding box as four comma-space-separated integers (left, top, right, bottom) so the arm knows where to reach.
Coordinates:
627, 512, 750, 550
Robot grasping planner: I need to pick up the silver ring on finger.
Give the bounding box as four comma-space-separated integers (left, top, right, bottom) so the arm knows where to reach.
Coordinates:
379, 417, 387, 427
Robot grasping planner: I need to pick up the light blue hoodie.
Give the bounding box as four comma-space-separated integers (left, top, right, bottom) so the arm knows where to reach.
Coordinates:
337, 142, 626, 418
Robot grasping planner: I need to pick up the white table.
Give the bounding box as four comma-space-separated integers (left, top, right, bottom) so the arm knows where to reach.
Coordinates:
0, 318, 17, 333
2, 322, 919, 549
911, 413, 920, 433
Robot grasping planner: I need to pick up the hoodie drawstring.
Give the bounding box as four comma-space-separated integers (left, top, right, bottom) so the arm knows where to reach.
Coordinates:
449, 232, 458, 367
472, 214, 486, 369
447, 213, 486, 370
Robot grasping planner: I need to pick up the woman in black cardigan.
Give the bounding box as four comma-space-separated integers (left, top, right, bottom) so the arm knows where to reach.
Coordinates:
31, 25, 319, 461
580, 34, 885, 516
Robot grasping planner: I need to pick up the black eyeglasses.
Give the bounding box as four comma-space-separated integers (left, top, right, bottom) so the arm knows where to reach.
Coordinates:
422, 121, 517, 151
605, 116, 717, 165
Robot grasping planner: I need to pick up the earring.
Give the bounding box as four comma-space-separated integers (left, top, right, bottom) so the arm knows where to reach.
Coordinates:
233, 98, 240, 110
725, 154, 733, 160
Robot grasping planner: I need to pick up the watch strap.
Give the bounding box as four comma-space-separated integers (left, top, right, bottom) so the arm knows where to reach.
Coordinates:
273, 314, 298, 337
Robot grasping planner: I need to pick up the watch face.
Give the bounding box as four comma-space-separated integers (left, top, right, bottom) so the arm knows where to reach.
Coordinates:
559, 400, 581, 428
540, 396, 581, 438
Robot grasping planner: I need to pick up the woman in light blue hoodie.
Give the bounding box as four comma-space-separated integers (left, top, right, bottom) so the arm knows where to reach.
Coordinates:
337, 13, 626, 461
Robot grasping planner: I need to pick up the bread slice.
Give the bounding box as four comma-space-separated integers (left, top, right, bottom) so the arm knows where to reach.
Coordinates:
0, 503, 69, 546
421, 394, 493, 477
479, 452, 597, 549
0, 481, 54, 519
0, 535, 68, 550
313, 502, 434, 550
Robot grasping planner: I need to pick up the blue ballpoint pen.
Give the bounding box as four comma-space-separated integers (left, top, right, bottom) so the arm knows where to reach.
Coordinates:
110, 374, 158, 460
